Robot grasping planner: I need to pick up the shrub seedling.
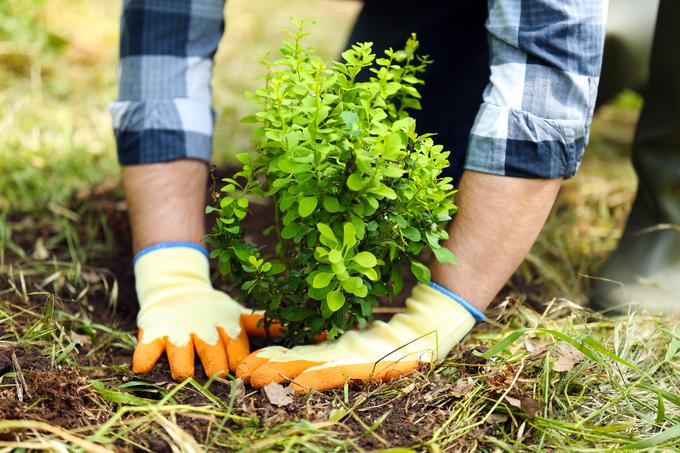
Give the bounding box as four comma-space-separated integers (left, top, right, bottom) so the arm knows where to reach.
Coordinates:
208, 20, 458, 345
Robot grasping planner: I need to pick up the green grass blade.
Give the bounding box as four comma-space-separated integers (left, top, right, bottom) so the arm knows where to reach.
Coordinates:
618, 423, 680, 450
478, 328, 531, 359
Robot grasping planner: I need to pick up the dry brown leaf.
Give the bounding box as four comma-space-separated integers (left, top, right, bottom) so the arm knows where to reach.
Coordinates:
450, 377, 475, 397
400, 382, 416, 395
82, 271, 101, 284
520, 397, 541, 418
524, 338, 553, 362
524, 338, 550, 353
486, 413, 509, 424
263, 382, 294, 407
69, 332, 91, 347
31, 238, 49, 261
553, 343, 585, 372
504, 396, 521, 409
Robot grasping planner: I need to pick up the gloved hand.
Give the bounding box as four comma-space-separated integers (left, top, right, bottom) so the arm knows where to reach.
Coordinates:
132, 243, 278, 380
236, 282, 484, 392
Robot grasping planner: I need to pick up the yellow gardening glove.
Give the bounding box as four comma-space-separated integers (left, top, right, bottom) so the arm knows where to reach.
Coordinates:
132, 243, 278, 381
236, 282, 484, 393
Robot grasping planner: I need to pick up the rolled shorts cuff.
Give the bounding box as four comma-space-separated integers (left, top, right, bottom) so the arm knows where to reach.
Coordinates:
110, 99, 214, 165
464, 103, 587, 179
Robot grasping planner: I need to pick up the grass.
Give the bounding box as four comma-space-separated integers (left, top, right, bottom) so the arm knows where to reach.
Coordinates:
1, 0, 679, 451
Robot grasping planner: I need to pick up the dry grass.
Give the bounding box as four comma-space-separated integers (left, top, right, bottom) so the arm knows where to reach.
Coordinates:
0, 0, 679, 451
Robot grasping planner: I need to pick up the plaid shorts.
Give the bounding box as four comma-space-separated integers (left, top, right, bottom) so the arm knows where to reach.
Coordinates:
111, 0, 606, 179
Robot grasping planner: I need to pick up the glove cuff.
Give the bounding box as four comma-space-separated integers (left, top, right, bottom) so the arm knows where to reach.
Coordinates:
133, 243, 213, 306
429, 281, 486, 322
133, 241, 209, 266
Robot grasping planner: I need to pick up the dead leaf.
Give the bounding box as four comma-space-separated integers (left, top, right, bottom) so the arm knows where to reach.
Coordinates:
553, 343, 585, 372
400, 382, 416, 395
520, 397, 541, 418
524, 338, 553, 361
32, 238, 49, 261
82, 271, 101, 284
486, 413, 509, 424
504, 396, 521, 409
450, 377, 475, 397
69, 332, 92, 347
224, 378, 246, 405
263, 382, 294, 407
526, 344, 552, 361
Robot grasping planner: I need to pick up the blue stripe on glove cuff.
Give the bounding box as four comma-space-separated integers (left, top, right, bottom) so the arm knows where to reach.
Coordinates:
429, 281, 486, 322
132, 241, 209, 266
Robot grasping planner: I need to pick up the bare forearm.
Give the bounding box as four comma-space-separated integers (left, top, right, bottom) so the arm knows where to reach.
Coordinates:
430, 171, 561, 311
122, 160, 208, 253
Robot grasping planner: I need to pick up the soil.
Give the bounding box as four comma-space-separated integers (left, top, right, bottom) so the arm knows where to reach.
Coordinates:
0, 346, 104, 430
0, 166, 538, 451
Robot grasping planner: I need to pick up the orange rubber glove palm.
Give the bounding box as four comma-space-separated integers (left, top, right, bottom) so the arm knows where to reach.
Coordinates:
237, 282, 484, 392
132, 243, 277, 380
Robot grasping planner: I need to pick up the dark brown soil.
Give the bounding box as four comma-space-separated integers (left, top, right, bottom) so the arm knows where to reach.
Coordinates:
0, 166, 540, 450
0, 346, 104, 430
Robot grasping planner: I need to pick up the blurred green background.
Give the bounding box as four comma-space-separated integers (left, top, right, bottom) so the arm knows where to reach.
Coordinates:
0, 0, 361, 208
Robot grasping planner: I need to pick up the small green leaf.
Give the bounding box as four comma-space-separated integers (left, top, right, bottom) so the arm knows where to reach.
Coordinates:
369, 184, 397, 200
232, 244, 251, 262
433, 247, 458, 265
281, 307, 315, 321
340, 111, 359, 131
281, 223, 302, 239
269, 263, 286, 274
331, 261, 346, 276
312, 272, 334, 289
327, 290, 345, 312
382, 132, 403, 159
317, 223, 337, 244
328, 249, 343, 264
352, 251, 377, 268
402, 226, 421, 242
241, 280, 256, 291
347, 173, 366, 191
382, 165, 404, 178
384, 82, 401, 95
235, 152, 251, 164
323, 196, 342, 212
410, 260, 430, 283
298, 197, 318, 217
361, 267, 379, 281
350, 214, 366, 240
343, 222, 357, 248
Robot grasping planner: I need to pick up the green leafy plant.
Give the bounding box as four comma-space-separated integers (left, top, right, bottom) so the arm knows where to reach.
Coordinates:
208, 20, 458, 345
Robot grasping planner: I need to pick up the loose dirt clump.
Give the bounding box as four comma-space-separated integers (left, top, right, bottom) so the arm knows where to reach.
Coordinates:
0, 347, 106, 430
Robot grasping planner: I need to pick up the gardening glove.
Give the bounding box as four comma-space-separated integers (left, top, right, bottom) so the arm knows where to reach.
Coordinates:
132, 243, 279, 381
236, 282, 485, 393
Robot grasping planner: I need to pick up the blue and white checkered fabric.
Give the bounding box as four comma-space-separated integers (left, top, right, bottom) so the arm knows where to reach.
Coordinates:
110, 0, 225, 164
111, 0, 607, 180
466, 0, 607, 178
